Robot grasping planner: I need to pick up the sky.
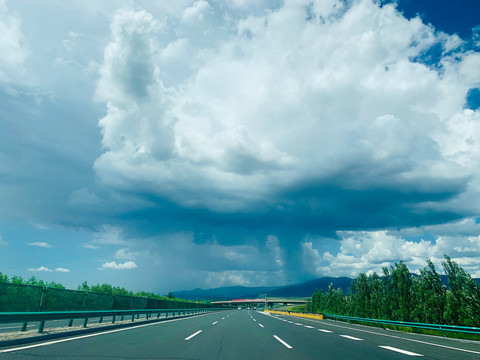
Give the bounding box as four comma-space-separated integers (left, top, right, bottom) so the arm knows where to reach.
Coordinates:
0, 0, 480, 295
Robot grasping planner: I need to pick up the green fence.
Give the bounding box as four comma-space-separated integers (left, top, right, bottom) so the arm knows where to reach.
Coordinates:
0, 282, 209, 312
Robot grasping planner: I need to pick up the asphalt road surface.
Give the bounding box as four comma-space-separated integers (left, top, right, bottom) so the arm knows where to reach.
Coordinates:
1, 310, 480, 359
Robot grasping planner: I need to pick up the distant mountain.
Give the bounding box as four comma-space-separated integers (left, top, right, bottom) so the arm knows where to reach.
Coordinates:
172, 285, 281, 301
266, 277, 353, 297
173, 277, 353, 300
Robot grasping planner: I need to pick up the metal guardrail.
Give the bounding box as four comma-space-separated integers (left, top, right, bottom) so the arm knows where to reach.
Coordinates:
324, 314, 480, 335
0, 308, 226, 334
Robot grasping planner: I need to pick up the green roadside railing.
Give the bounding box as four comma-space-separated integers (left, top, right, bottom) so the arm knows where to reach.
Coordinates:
323, 314, 480, 335
0, 308, 226, 334
0, 282, 210, 312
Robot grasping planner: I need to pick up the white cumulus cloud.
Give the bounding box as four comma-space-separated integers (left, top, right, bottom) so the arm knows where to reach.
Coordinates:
0, 0, 29, 81
28, 266, 53, 272
99, 260, 138, 270
304, 217, 480, 278
93, 0, 480, 217
27, 241, 52, 248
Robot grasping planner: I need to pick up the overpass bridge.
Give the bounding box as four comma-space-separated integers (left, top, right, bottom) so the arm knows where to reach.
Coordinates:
211, 298, 308, 307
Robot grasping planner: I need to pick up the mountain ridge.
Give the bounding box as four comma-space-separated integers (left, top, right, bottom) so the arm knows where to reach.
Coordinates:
173, 277, 352, 300
173, 275, 480, 300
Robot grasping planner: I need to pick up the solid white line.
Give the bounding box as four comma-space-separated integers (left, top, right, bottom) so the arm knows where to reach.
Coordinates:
212, 321, 218, 325
304, 325, 314, 329
0, 313, 214, 353
340, 335, 363, 341
379, 346, 424, 357
185, 330, 202, 340
259, 324, 264, 328
318, 329, 333, 333
301, 318, 480, 356
273, 335, 293, 349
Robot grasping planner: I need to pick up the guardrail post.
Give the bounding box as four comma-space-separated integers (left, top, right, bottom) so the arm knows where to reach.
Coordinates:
99, 316, 103, 324
21, 322, 28, 331
68, 319, 73, 327
83, 318, 88, 328
121, 315, 124, 321
131, 314, 135, 322
112, 315, 116, 324
38, 287, 47, 311
38, 320, 45, 333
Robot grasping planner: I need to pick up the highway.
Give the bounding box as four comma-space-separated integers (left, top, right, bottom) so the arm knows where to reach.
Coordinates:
1, 310, 480, 359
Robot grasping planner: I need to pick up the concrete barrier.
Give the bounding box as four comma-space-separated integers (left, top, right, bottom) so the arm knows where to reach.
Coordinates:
265, 309, 324, 320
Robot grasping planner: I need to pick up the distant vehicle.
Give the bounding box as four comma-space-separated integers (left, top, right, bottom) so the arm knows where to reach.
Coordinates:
253, 307, 257, 310
238, 307, 242, 310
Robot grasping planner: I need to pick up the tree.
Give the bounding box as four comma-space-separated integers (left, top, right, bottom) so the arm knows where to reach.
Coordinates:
167, 292, 175, 299
413, 260, 446, 324
350, 273, 371, 317
46, 281, 65, 289
368, 272, 384, 319
90, 283, 113, 294
0, 272, 8, 283
10, 275, 24, 284
77, 281, 90, 292
26, 275, 45, 287
310, 289, 323, 313
390, 261, 414, 321
442, 255, 480, 326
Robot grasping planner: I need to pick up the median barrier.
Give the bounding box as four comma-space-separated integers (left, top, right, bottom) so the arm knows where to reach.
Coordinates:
265, 309, 324, 320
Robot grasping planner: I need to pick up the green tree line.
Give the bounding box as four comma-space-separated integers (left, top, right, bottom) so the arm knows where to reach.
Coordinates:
0, 272, 206, 312
306, 255, 480, 327
0, 274, 180, 301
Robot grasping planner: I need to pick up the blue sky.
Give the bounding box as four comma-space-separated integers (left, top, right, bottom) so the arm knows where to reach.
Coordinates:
1, 0, 480, 294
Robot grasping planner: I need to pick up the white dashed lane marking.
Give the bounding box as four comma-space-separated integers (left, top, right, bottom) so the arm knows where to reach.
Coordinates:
379, 346, 423, 357
274, 335, 293, 349
185, 330, 202, 340
340, 335, 363, 341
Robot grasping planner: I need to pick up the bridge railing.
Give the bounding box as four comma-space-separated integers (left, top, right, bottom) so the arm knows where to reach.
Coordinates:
0, 308, 226, 334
